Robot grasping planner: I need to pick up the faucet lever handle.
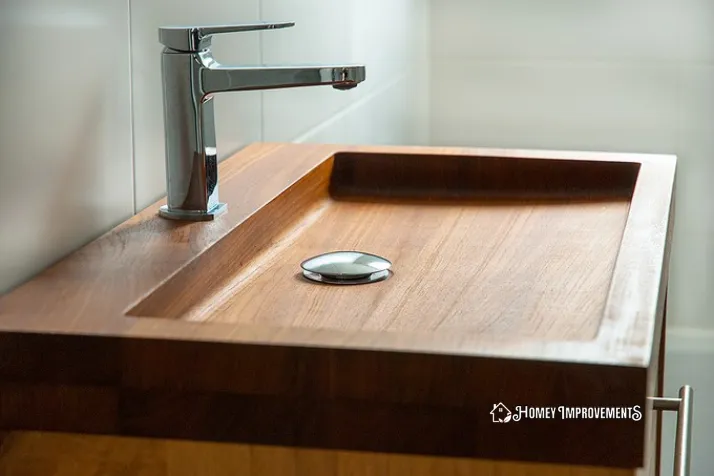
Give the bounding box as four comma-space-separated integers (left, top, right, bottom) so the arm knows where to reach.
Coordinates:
159, 21, 295, 52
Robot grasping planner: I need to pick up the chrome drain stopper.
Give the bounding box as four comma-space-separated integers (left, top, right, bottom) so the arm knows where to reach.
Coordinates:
300, 251, 392, 285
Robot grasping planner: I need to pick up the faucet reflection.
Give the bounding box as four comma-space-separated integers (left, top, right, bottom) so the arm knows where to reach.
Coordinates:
157, 22, 366, 221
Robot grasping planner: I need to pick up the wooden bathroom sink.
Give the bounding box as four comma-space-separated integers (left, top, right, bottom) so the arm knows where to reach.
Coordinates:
0, 143, 676, 471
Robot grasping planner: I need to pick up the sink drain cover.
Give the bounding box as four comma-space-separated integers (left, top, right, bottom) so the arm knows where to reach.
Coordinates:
300, 251, 392, 285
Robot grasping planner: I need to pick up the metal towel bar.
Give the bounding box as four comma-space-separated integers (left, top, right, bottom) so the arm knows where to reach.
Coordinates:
649, 385, 693, 476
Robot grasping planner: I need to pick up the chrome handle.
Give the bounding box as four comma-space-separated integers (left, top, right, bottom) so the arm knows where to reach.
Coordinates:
649, 385, 694, 476
159, 21, 295, 52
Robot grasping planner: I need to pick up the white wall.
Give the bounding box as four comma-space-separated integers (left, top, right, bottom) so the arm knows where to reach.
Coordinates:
430, 0, 714, 331
0, 0, 430, 292
0, 1, 134, 294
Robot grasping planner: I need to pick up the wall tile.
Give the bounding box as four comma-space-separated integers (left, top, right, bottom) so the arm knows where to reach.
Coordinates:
667, 127, 714, 329
261, 0, 430, 145
432, 0, 687, 62
349, 0, 429, 97
679, 64, 714, 130
340, 80, 427, 147
431, 59, 681, 152
130, 0, 262, 211
676, 0, 714, 63
0, 0, 133, 293
260, 0, 353, 142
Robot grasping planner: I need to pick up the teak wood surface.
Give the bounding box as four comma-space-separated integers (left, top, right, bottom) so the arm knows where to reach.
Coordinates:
0, 431, 646, 476
0, 143, 676, 470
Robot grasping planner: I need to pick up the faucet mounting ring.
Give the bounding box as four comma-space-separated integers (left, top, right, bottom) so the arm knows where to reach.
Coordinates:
158, 203, 227, 221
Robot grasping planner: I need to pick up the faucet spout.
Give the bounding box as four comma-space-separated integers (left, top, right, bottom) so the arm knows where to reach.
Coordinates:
200, 53, 366, 93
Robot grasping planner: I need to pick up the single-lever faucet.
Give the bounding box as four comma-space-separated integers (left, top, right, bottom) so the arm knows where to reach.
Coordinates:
157, 22, 366, 221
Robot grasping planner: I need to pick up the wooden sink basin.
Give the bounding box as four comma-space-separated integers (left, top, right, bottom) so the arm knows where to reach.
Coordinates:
129, 150, 638, 340
0, 143, 676, 473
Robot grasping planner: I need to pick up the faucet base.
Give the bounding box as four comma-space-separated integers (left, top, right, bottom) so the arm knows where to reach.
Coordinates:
158, 203, 227, 222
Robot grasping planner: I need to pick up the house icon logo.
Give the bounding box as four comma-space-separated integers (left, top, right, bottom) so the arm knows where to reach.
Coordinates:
491, 403, 512, 423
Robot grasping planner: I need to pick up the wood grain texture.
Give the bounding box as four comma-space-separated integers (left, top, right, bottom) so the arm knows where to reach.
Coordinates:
0, 432, 637, 476
0, 143, 676, 469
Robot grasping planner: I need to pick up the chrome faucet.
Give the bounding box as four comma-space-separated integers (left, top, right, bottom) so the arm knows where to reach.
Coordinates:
157, 22, 366, 221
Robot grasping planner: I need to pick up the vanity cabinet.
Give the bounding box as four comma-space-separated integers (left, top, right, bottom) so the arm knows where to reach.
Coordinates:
0, 327, 675, 476
0, 144, 680, 475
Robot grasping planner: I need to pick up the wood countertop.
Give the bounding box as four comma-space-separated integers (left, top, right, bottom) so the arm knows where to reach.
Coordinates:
0, 143, 676, 470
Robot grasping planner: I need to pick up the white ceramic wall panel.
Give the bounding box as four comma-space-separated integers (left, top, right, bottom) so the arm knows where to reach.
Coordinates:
262, 0, 431, 146
130, 0, 263, 210
348, 0, 430, 146
430, 0, 714, 329
431, 59, 680, 152
431, 0, 712, 63
668, 124, 714, 330
293, 77, 427, 148
0, 0, 133, 294
340, 80, 416, 146
260, 0, 354, 142
349, 0, 415, 97
342, 0, 431, 146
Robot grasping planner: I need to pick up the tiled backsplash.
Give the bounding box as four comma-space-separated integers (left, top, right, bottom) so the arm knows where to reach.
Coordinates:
0, 1, 134, 294
0, 0, 429, 293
